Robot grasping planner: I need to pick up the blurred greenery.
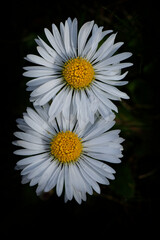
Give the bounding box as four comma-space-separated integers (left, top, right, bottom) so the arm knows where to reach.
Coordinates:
1, 0, 160, 237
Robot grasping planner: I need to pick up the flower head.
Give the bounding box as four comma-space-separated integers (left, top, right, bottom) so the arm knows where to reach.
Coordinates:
13, 105, 123, 204
24, 18, 132, 127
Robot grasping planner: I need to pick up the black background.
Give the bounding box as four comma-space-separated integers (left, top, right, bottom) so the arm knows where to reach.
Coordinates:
1, 0, 160, 237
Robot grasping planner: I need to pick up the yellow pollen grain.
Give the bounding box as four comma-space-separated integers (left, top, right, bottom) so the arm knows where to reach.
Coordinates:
62, 57, 95, 89
50, 131, 83, 163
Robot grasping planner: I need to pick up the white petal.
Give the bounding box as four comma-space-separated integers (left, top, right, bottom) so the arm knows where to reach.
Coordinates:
37, 46, 55, 63
79, 159, 109, 185
73, 190, 82, 204
28, 157, 52, 180
13, 140, 48, 151
26, 54, 54, 68
44, 163, 62, 192
91, 85, 118, 112
14, 149, 47, 156
21, 176, 30, 184
23, 115, 49, 138
56, 166, 65, 196
84, 145, 122, 155
78, 164, 101, 193
37, 83, 65, 106
84, 155, 115, 174
14, 131, 47, 144
83, 26, 103, 59
52, 23, 66, 56
30, 78, 62, 97
91, 33, 117, 63
64, 164, 73, 200
78, 21, 94, 56
26, 76, 56, 87
69, 164, 86, 193
23, 69, 55, 78
21, 157, 48, 175
44, 28, 66, 60
16, 153, 49, 166
70, 18, 78, 56
94, 81, 129, 99
63, 19, 72, 57
82, 118, 115, 141
95, 52, 132, 68
36, 36, 56, 58
95, 71, 128, 81
87, 152, 121, 163
37, 161, 59, 194
95, 62, 133, 72
62, 88, 73, 120
26, 108, 53, 134
38, 161, 58, 186
49, 86, 69, 118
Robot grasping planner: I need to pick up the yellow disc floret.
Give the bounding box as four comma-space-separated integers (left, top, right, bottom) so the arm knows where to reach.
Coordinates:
50, 131, 83, 163
62, 57, 95, 89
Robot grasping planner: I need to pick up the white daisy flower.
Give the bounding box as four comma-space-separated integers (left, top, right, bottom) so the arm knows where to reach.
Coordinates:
13, 104, 124, 204
24, 17, 133, 127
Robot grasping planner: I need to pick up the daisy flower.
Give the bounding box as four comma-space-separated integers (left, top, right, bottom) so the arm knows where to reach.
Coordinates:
24, 17, 132, 127
13, 104, 124, 204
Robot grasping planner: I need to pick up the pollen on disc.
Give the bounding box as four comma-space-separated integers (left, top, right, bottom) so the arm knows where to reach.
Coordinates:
62, 57, 95, 89
50, 131, 83, 163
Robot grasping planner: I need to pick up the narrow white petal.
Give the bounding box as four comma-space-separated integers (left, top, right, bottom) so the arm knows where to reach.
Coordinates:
26, 54, 54, 68
84, 155, 115, 174
70, 18, 78, 56
27, 157, 52, 179
78, 164, 101, 193
21, 157, 48, 175
52, 23, 66, 55
44, 28, 66, 60
94, 81, 129, 99
26, 76, 56, 87
38, 161, 58, 187
79, 159, 109, 185
69, 164, 86, 193
63, 20, 72, 57
91, 85, 118, 112
56, 166, 65, 196
62, 88, 73, 120
87, 153, 121, 164
73, 190, 82, 204
30, 78, 62, 97
91, 33, 117, 62
36, 36, 56, 58
14, 149, 47, 156
82, 118, 115, 141
95, 71, 128, 81
14, 131, 47, 144
95, 52, 132, 68
95, 62, 133, 72
37, 46, 55, 63
21, 176, 30, 184
49, 86, 69, 118
16, 153, 49, 166
23, 69, 55, 78
38, 83, 65, 106
78, 21, 94, 56
64, 164, 73, 200
84, 145, 122, 156
14, 140, 48, 150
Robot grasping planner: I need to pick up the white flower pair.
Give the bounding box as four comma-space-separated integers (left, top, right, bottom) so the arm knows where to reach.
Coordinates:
13, 18, 132, 204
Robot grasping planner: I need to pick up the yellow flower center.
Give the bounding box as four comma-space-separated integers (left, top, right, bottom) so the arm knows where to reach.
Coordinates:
50, 131, 83, 163
62, 57, 95, 89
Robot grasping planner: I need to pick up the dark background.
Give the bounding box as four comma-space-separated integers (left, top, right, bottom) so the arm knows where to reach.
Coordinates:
1, 0, 160, 237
